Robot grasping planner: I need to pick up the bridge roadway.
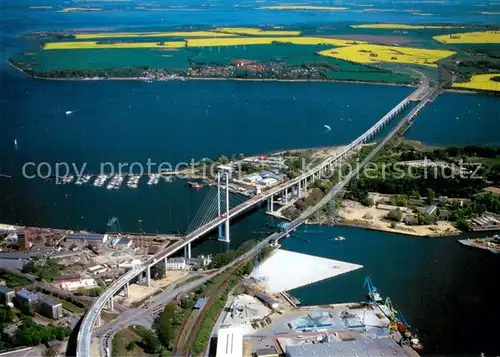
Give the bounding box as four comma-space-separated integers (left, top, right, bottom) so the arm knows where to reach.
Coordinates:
76, 80, 432, 357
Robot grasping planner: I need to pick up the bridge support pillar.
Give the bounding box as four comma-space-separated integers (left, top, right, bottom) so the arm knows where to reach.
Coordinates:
298, 181, 301, 198
284, 188, 288, 204
124, 282, 129, 298
184, 243, 192, 259
217, 170, 231, 243
270, 196, 274, 212
164, 258, 168, 275
96, 313, 101, 328
146, 266, 151, 287
107, 297, 114, 312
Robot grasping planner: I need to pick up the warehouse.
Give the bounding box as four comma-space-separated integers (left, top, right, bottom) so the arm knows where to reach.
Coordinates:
216, 327, 242, 357
67, 232, 108, 244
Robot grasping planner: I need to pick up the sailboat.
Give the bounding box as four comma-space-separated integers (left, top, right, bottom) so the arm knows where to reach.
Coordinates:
14, 138, 18, 149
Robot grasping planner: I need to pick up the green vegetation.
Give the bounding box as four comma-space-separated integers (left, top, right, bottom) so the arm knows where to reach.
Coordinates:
387, 209, 403, 222
112, 327, 153, 357
0, 315, 70, 351
282, 187, 326, 219
74, 286, 103, 297
191, 278, 238, 355
0, 270, 30, 288
22, 258, 64, 282
346, 141, 500, 228
208, 239, 257, 268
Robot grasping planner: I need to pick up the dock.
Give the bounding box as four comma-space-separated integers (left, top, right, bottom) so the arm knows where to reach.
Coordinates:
458, 237, 500, 254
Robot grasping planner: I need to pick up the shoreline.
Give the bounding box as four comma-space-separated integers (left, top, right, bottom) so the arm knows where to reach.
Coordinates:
9, 61, 500, 95
334, 220, 460, 238
7, 60, 416, 88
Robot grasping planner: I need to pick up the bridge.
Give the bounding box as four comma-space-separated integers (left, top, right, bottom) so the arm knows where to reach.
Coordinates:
76, 79, 435, 357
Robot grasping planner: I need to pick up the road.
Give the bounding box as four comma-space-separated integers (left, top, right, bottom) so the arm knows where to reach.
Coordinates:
77, 78, 431, 357
96, 273, 214, 357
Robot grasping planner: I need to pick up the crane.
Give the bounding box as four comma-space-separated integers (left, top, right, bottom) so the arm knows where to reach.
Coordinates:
363, 276, 383, 303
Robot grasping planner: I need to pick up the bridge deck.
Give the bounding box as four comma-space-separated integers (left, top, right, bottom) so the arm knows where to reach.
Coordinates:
76, 78, 435, 357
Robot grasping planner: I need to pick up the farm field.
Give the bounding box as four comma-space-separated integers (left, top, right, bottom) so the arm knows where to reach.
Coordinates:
319, 44, 455, 67
433, 31, 500, 44
44, 41, 186, 50
12, 48, 190, 71
452, 73, 500, 92
216, 27, 301, 36
185, 37, 362, 48
75, 31, 237, 39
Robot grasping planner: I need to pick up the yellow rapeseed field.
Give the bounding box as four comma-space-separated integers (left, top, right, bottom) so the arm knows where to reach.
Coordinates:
216, 27, 301, 36
351, 24, 462, 29
75, 31, 237, 39
433, 31, 500, 44
319, 44, 455, 67
259, 6, 347, 11
186, 37, 363, 47
43, 41, 186, 50
452, 74, 500, 92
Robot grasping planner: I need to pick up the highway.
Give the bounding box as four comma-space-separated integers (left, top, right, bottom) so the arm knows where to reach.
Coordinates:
76, 78, 433, 357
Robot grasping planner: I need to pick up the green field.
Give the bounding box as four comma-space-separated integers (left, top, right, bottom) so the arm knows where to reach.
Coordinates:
13, 48, 190, 71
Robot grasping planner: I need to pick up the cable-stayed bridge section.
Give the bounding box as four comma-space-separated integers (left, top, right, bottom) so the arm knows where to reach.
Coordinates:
76, 79, 434, 357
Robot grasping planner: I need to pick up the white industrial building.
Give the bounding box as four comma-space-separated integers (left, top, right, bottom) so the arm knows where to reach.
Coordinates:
115, 238, 133, 250
59, 278, 98, 292
258, 177, 278, 187
166, 257, 186, 270
118, 259, 141, 270
242, 173, 262, 183
216, 327, 242, 357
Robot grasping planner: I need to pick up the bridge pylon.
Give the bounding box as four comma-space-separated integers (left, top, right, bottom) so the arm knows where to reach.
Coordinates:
217, 170, 231, 243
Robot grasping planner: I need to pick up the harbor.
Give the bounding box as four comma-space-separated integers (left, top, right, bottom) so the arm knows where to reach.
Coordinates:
214, 274, 422, 357
458, 235, 500, 254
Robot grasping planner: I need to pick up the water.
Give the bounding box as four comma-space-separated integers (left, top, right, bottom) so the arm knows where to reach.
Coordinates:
280, 225, 500, 355
1, 2, 500, 355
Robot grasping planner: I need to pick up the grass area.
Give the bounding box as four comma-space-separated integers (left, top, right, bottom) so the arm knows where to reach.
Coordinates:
188, 44, 336, 65
112, 328, 151, 357
49, 296, 86, 314
75, 31, 237, 39
351, 24, 463, 30
324, 70, 413, 83
433, 31, 500, 44
216, 27, 300, 36
259, 5, 347, 11
43, 41, 186, 50
186, 37, 363, 48
319, 44, 455, 67
14, 48, 190, 71
0, 270, 30, 288
452, 73, 500, 92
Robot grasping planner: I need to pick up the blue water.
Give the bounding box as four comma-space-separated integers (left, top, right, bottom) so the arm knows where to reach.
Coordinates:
281, 225, 500, 355
1, 2, 500, 355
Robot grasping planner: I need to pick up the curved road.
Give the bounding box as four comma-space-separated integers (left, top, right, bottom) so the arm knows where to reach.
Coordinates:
77, 79, 431, 357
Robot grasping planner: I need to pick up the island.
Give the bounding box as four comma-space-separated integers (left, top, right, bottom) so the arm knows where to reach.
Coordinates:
9, 25, 500, 92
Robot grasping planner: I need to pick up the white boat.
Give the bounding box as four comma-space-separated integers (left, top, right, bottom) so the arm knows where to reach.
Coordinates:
334, 236, 346, 241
